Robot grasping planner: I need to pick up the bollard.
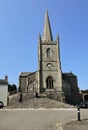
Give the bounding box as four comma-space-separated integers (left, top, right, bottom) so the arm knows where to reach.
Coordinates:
19, 93, 23, 103
77, 106, 81, 121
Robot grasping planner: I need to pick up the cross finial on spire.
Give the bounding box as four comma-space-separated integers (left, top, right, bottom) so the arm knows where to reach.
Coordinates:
42, 10, 53, 41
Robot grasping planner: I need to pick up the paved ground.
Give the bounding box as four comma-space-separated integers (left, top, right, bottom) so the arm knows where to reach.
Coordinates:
0, 108, 88, 130
63, 119, 88, 130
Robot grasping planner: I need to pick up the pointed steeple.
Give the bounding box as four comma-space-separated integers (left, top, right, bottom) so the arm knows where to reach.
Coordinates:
42, 11, 53, 41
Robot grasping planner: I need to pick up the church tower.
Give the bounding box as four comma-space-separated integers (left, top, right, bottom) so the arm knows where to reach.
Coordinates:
38, 11, 64, 101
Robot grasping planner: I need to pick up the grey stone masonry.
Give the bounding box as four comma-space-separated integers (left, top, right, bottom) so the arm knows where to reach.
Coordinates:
38, 11, 64, 101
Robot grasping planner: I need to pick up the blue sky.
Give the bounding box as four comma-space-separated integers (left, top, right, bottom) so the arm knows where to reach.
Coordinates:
0, 0, 88, 90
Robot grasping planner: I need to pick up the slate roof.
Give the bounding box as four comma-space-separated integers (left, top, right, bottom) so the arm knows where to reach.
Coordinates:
20, 72, 37, 77
0, 79, 8, 84
20, 72, 31, 77
62, 72, 77, 78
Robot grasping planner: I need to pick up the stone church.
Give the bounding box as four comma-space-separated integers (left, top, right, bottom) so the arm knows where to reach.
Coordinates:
19, 11, 79, 105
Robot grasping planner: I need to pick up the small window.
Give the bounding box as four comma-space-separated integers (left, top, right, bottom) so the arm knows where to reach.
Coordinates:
46, 48, 53, 58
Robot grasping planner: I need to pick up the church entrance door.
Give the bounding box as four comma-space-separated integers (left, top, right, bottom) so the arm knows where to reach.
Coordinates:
46, 76, 54, 89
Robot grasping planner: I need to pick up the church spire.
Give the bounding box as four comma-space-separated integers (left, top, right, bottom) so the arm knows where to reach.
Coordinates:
42, 11, 53, 41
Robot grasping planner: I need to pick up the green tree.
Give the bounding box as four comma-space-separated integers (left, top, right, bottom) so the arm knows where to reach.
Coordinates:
8, 84, 17, 95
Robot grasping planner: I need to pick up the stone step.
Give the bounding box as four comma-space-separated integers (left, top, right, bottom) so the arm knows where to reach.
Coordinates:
38, 93, 46, 98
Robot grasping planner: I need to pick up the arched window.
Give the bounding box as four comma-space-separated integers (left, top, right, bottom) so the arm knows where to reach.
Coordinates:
46, 48, 52, 58
47, 48, 50, 58
46, 76, 54, 89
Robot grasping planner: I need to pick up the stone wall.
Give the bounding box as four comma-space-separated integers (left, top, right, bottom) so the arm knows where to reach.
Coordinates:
19, 76, 27, 92
46, 90, 64, 102
62, 73, 79, 105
